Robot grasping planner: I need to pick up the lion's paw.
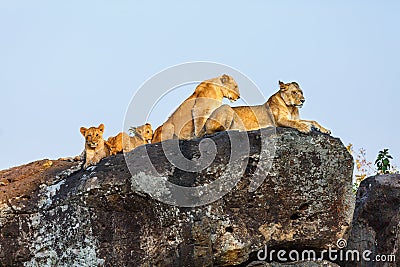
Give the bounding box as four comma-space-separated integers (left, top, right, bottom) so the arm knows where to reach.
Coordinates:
320, 127, 331, 135
298, 123, 312, 133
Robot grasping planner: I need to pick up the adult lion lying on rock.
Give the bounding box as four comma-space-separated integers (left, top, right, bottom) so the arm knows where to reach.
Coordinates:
204, 81, 331, 135
80, 123, 110, 169
151, 74, 240, 143
106, 123, 153, 155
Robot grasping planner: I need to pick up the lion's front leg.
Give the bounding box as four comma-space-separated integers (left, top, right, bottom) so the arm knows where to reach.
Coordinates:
301, 120, 331, 134
192, 110, 209, 137
160, 123, 175, 141
205, 105, 235, 135
152, 123, 175, 142
276, 117, 312, 133
83, 157, 97, 169
192, 98, 219, 137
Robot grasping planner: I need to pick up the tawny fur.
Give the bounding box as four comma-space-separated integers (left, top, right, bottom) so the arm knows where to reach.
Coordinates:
133, 123, 153, 144
151, 74, 240, 143
106, 123, 153, 155
205, 81, 331, 135
80, 124, 110, 169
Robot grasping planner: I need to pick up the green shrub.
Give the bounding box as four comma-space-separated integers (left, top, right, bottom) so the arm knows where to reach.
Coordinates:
375, 149, 393, 174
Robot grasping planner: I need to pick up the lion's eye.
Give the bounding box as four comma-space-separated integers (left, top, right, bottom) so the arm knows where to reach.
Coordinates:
96, 134, 99, 136
293, 91, 297, 95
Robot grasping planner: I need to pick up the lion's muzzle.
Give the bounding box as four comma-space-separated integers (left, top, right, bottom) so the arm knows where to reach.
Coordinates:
87, 141, 98, 148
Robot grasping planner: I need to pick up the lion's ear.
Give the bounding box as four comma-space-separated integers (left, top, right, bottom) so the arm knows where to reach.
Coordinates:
98, 124, 105, 132
220, 74, 230, 84
80, 127, 87, 136
279, 81, 287, 91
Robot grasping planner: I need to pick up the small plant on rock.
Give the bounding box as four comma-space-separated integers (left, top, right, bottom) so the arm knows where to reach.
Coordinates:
375, 149, 393, 174
128, 126, 137, 137
347, 144, 374, 194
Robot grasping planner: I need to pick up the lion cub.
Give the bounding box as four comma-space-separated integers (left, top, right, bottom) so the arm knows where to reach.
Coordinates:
80, 124, 110, 169
205, 81, 330, 135
106, 123, 153, 155
131, 123, 153, 144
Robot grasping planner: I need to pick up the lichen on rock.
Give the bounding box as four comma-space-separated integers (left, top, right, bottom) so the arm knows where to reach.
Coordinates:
0, 128, 355, 266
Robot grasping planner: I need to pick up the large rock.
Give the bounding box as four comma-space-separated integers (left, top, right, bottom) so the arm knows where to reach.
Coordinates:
0, 128, 355, 266
344, 174, 399, 267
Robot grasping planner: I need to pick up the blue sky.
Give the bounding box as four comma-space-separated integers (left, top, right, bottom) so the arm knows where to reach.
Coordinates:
0, 1, 399, 171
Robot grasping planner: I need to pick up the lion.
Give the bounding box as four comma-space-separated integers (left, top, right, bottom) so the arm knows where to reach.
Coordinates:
80, 123, 110, 169
106, 123, 153, 155
204, 81, 331, 135
131, 123, 153, 144
151, 74, 240, 143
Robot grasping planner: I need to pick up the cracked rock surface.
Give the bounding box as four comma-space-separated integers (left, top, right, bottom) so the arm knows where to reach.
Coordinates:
0, 128, 355, 266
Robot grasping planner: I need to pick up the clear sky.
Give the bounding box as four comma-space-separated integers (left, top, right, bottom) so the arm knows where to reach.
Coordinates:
0, 1, 399, 171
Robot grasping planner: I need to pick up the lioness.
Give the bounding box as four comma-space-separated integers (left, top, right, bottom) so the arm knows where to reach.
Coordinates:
106, 123, 153, 155
80, 124, 110, 169
205, 81, 331, 135
151, 74, 240, 143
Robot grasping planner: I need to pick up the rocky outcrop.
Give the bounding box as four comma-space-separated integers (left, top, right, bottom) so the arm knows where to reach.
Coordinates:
344, 174, 399, 267
0, 128, 354, 266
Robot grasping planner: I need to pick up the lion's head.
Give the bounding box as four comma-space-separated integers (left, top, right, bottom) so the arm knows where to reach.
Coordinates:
105, 136, 118, 155
132, 123, 153, 143
218, 74, 240, 102
80, 124, 105, 149
279, 81, 305, 108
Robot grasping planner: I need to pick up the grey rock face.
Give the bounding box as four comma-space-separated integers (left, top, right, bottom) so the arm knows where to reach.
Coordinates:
0, 128, 355, 266
344, 174, 400, 267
